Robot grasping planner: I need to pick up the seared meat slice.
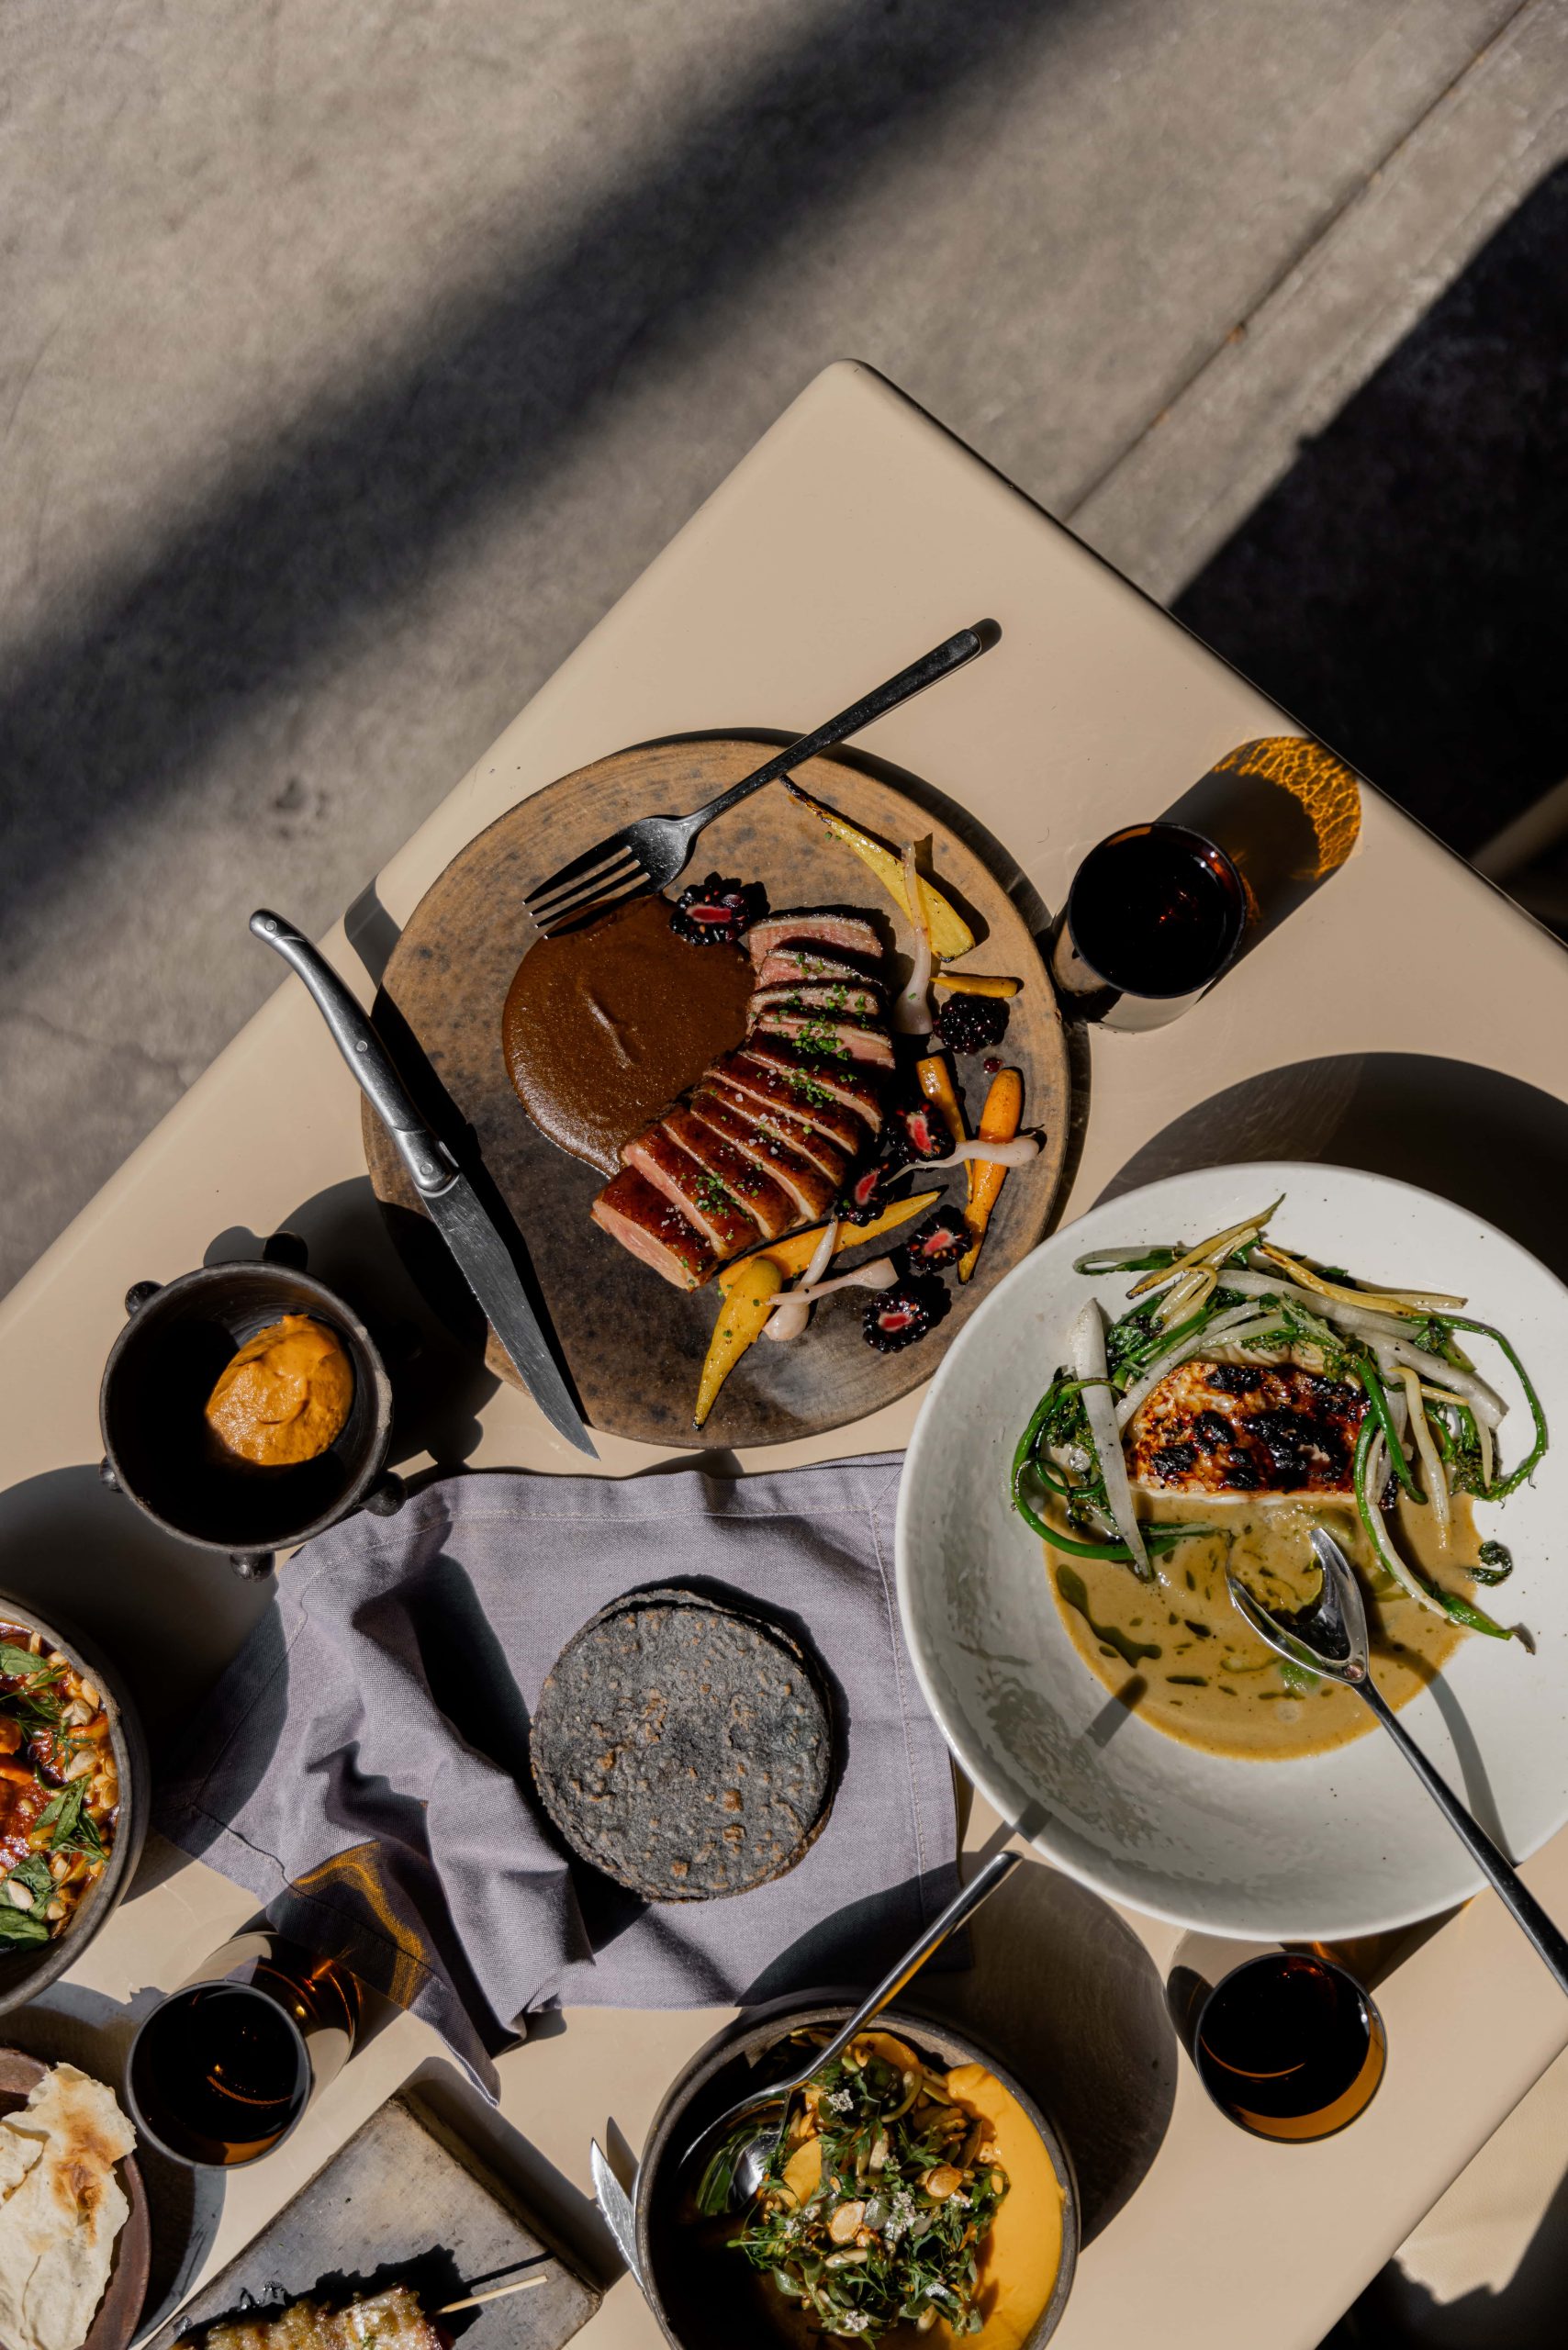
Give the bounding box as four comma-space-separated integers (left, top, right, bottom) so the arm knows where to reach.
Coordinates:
748, 981, 887, 1021
749, 1011, 896, 1069
590, 1170, 715, 1289
745, 909, 883, 966
1126, 1359, 1367, 1496
661, 1107, 796, 1239
688, 1091, 842, 1219
755, 946, 886, 990
738, 1036, 884, 1132
622, 1126, 758, 1256
710, 1053, 866, 1157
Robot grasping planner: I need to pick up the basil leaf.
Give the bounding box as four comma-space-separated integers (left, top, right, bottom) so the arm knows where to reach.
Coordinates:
7, 1854, 52, 1904
37, 1778, 89, 1849
0, 1642, 50, 1682
0, 1896, 50, 1945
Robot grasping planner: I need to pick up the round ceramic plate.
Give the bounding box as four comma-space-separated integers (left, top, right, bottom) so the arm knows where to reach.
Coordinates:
896, 1162, 1568, 1941
365, 736, 1070, 1448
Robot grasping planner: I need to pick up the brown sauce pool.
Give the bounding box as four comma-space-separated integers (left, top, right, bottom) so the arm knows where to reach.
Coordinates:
1047, 1494, 1477, 1759
502, 893, 754, 1174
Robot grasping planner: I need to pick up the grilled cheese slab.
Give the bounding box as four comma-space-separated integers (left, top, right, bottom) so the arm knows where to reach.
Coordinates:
1126, 1359, 1366, 1497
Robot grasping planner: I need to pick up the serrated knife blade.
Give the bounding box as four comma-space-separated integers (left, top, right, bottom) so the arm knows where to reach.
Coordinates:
252, 908, 595, 1457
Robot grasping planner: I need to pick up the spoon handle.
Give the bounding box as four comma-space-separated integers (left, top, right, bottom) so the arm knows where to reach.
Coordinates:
1361, 1682, 1568, 1994
801, 1850, 1023, 2082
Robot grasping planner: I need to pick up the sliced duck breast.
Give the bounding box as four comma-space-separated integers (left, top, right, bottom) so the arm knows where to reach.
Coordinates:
755, 946, 887, 991
689, 1089, 843, 1219
621, 1126, 758, 1257
661, 1107, 796, 1239
738, 1036, 884, 1132
711, 1053, 867, 1158
749, 1012, 896, 1070
748, 981, 886, 1021
745, 908, 883, 966
590, 1170, 716, 1290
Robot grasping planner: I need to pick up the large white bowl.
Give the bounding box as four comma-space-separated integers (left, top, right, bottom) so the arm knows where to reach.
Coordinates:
896, 1162, 1568, 1940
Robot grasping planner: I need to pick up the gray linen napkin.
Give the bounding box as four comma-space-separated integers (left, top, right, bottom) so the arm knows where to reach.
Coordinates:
156, 1454, 958, 2094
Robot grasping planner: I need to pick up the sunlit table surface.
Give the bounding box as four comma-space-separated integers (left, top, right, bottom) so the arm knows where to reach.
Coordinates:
4, 361, 1568, 2347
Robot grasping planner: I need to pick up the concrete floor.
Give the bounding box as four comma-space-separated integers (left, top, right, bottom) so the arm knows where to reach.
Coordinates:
6, 0, 1562, 1297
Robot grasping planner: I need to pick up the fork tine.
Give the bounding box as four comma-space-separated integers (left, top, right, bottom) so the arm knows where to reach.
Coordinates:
531, 855, 644, 927
527, 850, 644, 921
536, 875, 652, 936
533, 859, 644, 921
525, 832, 637, 909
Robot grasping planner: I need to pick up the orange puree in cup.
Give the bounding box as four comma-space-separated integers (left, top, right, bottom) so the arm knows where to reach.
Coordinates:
205, 1315, 353, 1468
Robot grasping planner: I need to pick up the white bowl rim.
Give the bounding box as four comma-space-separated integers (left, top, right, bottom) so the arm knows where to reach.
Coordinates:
895, 1158, 1568, 1942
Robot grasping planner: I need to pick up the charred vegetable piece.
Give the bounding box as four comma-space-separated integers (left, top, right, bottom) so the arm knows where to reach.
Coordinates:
894, 1206, 969, 1276
935, 990, 1011, 1056
864, 1276, 949, 1353
783, 780, 975, 958
694, 1257, 782, 1425
670, 873, 767, 947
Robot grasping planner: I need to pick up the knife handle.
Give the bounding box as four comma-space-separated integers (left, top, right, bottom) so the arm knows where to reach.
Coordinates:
251, 909, 456, 1200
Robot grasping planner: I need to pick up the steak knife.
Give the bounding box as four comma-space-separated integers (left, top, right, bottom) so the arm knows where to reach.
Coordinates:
589, 2137, 644, 2291
252, 908, 596, 1457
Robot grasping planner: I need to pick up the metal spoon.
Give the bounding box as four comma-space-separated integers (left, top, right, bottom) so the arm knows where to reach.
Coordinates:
682, 1847, 1021, 2211
1227, 1528, 1568, 1993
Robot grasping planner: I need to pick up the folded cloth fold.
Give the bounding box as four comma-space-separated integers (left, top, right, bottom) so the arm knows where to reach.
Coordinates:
155, 1454, 958, 2094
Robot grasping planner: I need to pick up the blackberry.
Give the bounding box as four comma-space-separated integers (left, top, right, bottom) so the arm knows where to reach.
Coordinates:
838, 1162, 893, 1225
863, 1276, 950, 1354
669, 873, 767, 946
894, 1206, 969, 1276
935, 992, 1010, 1055
892, 1099, 951, 1162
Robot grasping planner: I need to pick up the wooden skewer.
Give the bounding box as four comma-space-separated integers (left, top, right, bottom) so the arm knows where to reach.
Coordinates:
435, 2273, 552, 2314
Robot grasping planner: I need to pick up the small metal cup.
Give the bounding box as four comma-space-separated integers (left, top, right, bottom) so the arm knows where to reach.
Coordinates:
125, 1928, 361, 2169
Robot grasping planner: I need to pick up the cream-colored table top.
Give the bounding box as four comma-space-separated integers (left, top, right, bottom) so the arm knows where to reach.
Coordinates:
5, 361, 1568, 2347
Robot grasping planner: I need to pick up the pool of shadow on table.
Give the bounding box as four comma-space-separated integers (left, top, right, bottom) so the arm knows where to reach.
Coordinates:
1096, 1052, 1568, 1288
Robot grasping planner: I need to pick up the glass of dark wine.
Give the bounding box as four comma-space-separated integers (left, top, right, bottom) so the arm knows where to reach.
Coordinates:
126, 1929, 360, 2167
1049, 822, 1248, 1029
1193, 1951, 1385, 2143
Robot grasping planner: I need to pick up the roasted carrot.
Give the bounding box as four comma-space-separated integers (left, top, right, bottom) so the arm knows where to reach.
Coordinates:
717, 1190, 942, 1290
959, 1068, 1024, 1281
694, 1257, 782, 1427
932, 972, 1021, 999
915, 1053, 967, 1153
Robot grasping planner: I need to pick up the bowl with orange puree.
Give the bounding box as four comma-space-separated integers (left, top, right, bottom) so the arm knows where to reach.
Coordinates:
640, 2005, 1076, 2349
99, 1250, 397, 1574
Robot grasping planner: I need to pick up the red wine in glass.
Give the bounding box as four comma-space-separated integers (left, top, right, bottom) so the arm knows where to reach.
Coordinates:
1193, 1952, 1385, 2143
1050, 822, 1247, 1028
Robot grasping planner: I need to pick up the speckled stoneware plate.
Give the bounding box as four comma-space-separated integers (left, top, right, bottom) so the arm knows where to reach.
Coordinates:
897, 1161, 1568, 1940
364, 737, 1070, 1448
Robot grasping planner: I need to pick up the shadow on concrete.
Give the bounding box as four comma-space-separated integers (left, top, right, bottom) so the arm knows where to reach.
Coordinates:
1177, 162, 1568, 861
0, 0, 1081, 938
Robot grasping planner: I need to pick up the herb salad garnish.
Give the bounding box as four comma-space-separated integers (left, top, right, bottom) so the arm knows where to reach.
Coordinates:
697, 2031, 1008, 2342
0, 1625, 118, 1943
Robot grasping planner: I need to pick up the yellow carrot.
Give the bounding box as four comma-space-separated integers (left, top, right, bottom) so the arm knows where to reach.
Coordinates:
958, 1068, 1024, 1281
784, 781, 975, 958
915, 1054, 967, 1153
694, 1258, 782, 1426
717, 1190, 941, 1290
932, 972, 1021, 999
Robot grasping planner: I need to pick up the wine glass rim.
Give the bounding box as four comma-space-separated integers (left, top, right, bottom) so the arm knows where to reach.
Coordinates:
1064, 823, 1247, 999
